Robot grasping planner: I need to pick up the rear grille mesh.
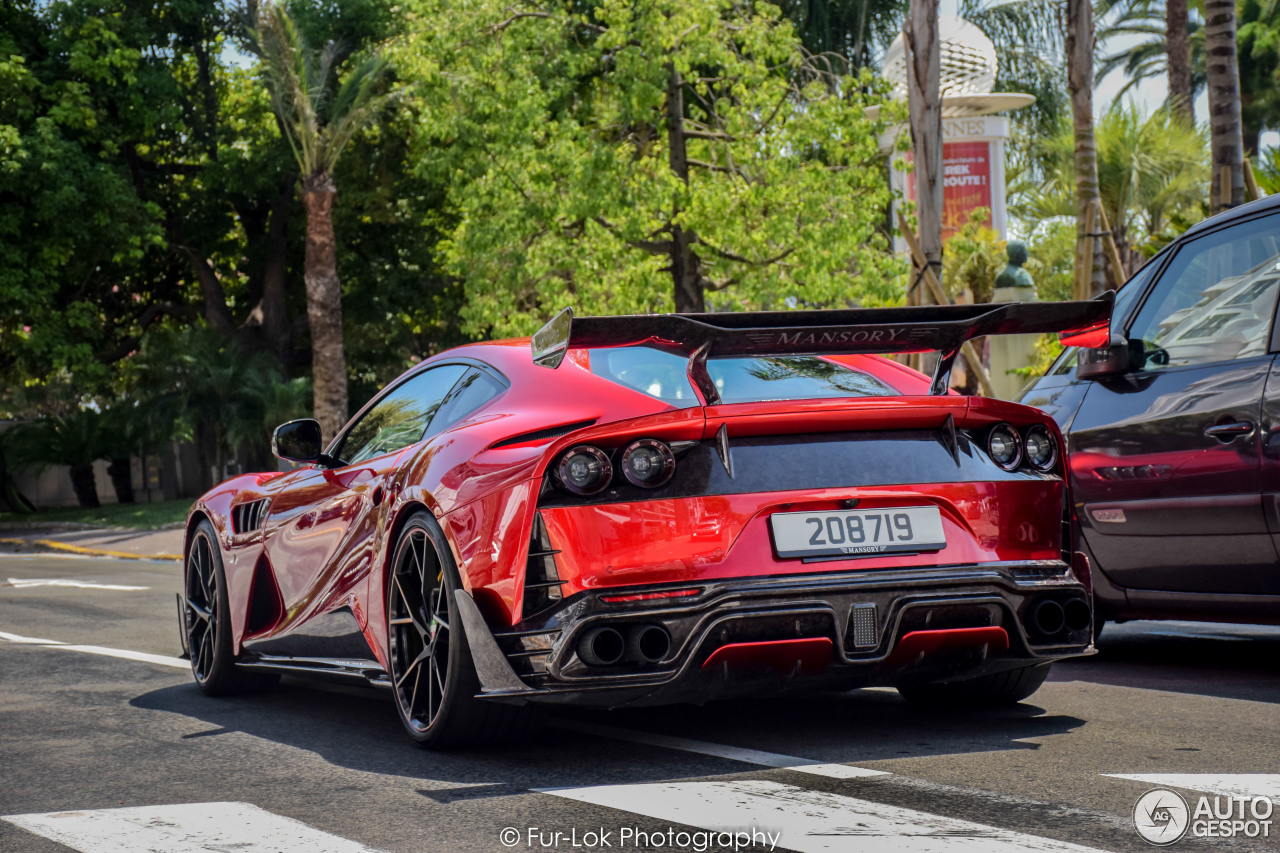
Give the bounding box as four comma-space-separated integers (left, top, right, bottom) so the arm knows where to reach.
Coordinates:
849, 604, 879, 649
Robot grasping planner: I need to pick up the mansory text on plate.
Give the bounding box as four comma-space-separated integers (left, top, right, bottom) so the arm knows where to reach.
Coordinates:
181, 296, 1112, 747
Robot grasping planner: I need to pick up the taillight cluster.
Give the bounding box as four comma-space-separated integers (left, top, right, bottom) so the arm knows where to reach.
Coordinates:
986, 423, 1058, 473
554, 439, 677, 495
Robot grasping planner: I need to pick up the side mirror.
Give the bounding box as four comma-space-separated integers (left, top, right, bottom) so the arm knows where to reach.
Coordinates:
1076, 338, 1133, 380
272, 419, 324, 463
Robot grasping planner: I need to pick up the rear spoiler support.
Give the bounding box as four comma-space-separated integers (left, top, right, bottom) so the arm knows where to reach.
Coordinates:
531, 293, 1114, 396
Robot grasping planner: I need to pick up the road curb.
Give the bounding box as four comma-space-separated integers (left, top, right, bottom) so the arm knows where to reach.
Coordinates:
0, 537, 182, 562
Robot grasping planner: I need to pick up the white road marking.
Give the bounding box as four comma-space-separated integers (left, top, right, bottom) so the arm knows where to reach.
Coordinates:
539, 779, 1110, 852
2, 802, 386, 853
553, 720, 886, 780
1105, 774, 1280, 801
0, 630, 188, 669
6, 577, 149, 590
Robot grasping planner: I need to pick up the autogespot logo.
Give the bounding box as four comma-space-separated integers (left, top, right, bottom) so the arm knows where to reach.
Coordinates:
1134, 789, 1191, 845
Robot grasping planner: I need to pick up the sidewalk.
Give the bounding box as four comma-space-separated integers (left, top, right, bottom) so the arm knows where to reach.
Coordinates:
0, 526, 184, 561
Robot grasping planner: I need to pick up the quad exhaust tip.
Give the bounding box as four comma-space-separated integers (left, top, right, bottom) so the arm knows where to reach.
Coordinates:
628, 624, 671, 664
1063, 598, 1092, 633
1032, 599, 1066, 636
578, 626, 625, 666
578, 624, 672, 666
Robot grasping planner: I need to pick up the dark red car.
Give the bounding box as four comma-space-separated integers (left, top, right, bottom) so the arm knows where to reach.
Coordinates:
180, 299, 1110, 747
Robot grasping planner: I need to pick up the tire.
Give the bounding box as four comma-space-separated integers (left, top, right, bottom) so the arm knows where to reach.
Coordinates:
897, 663, 1052, 708
386, 511, 533, 748
1093, 619, 1106, 643
182, 519, 278, 696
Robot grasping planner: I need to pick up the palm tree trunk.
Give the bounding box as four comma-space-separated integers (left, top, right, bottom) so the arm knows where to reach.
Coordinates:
1205, 0, 1245, 210
905, 0, 942, 303
107, 456, 135, 504
68, 463, 100, 509
1064, 0, 1107, 298
301, 172, 350, 443
1165, 0, 1193, 124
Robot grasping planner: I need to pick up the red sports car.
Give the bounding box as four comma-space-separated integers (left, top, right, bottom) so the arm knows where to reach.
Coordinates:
180, 297, 1112, 747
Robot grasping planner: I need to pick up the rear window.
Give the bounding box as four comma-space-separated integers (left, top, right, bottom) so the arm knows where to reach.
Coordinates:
586, 346, 898, 406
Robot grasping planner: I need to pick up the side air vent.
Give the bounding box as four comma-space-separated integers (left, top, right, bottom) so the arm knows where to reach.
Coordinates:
521, 512, 565, 618
232, 498, 270, 535
491, 420, 598, 450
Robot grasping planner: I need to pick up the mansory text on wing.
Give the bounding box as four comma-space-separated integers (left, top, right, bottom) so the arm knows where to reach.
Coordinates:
181, 297, 1113, 747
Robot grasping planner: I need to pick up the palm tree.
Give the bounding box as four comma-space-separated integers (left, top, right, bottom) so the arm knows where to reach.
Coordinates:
1166, 0, 1194, 121
1100, 0, 1280, 157
254, 1, 392, 442
1204, 0, 1245, 209
1097, 0, 1204, 123
1063, 0, 1108, 298
9, 411, 110, 509
1014, 106, 1209, 272
0, 428, 35, 514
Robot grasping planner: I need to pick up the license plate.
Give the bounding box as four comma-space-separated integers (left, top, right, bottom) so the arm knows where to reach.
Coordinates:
769, 506, 946, 559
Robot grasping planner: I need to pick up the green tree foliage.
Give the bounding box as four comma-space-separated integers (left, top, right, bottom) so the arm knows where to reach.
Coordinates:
942, 213, 1006, 305
1012, 105, 1208, 272
404, 0, 905, 337
129, 323, 310, 491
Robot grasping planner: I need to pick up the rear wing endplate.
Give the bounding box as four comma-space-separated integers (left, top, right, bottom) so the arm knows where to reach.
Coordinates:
531, 292, 1114, 396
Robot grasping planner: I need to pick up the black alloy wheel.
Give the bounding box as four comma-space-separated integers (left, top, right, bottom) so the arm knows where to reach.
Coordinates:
386, 511, 533, 748
183, 519, 276, 695
388, 522, 453, 734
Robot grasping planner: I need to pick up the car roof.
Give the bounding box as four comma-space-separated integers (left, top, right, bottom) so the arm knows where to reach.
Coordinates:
1181, 192, 1280, 240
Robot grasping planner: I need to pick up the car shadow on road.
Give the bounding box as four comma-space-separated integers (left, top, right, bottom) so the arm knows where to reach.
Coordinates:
1051, 621, 1280, 705
130, 678, 1085, 791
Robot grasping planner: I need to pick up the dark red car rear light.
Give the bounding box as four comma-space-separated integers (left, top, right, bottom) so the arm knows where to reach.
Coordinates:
600, 588, 702, 603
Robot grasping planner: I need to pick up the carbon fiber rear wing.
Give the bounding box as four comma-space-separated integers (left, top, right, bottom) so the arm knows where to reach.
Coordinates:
531, 292, 1114, 396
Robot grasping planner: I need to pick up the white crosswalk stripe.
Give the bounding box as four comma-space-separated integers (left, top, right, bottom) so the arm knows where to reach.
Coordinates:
1104, 774, 1280, 802
539, 779, 1113, 852
6, 577, 149, 590
2, 802, 386, 853
553, 720, 888, 779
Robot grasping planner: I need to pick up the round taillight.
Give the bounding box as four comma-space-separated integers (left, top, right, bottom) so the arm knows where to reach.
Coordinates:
620, 439, 676, 488
988, 423, 1023, 471
556, 445, 612, 495
1024, 425, 1057, 471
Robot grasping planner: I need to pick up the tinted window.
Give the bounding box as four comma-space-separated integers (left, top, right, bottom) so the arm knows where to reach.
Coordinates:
428, 368, 506, 435
708, 356, 897, 402
336, 364, 468, 464
588, 346, 897, 404
1127, 213, 1280, 369
588, 347, 700, 406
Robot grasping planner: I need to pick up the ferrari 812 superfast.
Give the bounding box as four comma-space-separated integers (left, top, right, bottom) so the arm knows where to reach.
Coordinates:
180, 297, 1111, 747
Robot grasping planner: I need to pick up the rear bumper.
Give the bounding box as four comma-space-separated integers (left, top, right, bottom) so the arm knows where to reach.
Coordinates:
456, 559, 1093, 707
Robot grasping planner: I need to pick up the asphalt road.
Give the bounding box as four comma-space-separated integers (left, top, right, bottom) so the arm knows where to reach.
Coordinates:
1, 553, 1277, 853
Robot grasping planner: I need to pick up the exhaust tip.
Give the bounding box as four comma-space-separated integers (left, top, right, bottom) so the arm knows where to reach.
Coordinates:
578, 626, 625, 666
628, 624, 671, 664
1063, 598, 1092, 633
1032, 599, 1066, 636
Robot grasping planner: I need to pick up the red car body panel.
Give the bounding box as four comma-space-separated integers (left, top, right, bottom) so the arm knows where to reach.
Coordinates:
540, 479, 1065, 597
